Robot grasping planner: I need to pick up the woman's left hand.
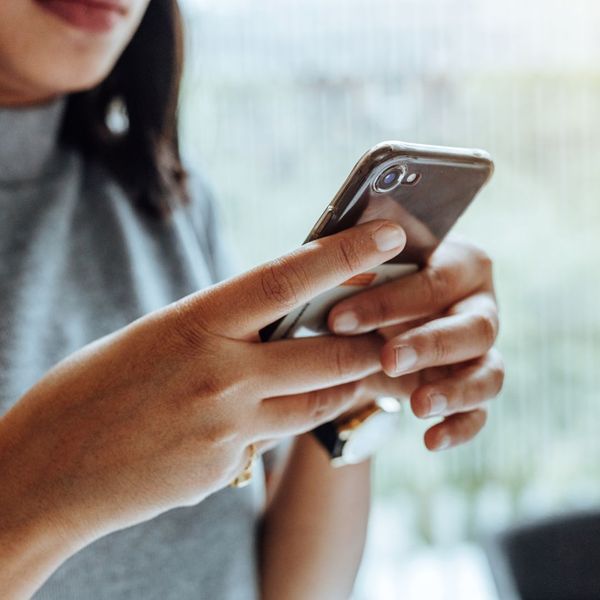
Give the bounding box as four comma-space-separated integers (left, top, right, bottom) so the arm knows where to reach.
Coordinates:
327, 238, 504, 451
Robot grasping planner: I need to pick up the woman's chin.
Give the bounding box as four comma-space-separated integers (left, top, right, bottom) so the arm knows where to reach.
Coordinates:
22, 60, 115, 99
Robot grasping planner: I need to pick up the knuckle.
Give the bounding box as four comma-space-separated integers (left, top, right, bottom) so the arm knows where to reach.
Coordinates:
455, 416, 471, 440
329, 341, 359, 380
475, 408, 488, 429
260, 257, 311, 310
493, 368, 505, 395
337, 237, 363, 274
471, 374, 489, 404
470, 244, 494, 274
458, 409, 486, 440
193, 366, 237, 403
426, 326, 451, 364
305, 390, 335, 422
461, 241, 494, 282
474, 312, 499, 347
422, 265, 452, 309
204, 416, 242, 447
372, 293, 396, 327
489, 357, 506, 394
345, 380, 362, 404
169, 299, 213, 355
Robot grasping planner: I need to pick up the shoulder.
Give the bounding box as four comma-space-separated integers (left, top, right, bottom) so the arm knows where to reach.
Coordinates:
180, 148, 219, 230
180, 152, 239, 280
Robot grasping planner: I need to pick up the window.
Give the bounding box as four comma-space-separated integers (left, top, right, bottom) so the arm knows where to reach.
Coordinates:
180, 1, 600, 596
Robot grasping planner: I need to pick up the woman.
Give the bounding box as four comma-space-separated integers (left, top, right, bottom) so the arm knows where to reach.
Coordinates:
0, 1, 504, 598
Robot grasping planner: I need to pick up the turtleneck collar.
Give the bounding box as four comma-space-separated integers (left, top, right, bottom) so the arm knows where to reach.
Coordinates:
0, 96, 67, 183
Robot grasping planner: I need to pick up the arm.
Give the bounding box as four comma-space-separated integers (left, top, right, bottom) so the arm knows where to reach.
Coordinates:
0, 220, 405, 598
260, 238, 505, 599
0, 414, 84, 599
261, 434, 370, 600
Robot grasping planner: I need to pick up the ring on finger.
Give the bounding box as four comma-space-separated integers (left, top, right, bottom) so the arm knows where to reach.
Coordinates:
230, 443, 257, 489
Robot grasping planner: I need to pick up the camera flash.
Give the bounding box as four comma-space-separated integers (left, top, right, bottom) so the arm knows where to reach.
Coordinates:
406, 173, 418, 184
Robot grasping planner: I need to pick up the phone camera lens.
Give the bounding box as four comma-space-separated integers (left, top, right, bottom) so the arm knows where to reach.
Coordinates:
383, 172, 397, 186
374, 165, 405, 193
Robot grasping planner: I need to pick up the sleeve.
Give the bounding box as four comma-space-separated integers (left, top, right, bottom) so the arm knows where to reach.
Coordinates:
182, 167, 241, 283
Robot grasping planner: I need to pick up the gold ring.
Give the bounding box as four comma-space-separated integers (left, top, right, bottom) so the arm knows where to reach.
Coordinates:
230, 443, 257, 489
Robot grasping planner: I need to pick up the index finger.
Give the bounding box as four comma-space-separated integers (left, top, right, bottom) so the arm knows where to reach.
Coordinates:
328, 239, 493, 335
197, 220, 406, 339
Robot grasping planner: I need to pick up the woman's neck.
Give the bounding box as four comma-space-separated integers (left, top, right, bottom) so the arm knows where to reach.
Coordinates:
0, 95, 67, 182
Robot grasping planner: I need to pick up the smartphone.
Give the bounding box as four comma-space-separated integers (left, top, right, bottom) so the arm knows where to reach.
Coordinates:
259, 140, 494, 343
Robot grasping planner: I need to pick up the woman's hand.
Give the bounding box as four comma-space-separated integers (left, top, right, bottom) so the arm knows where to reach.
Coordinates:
0, 220, 407, 597
328, 238, 504, 451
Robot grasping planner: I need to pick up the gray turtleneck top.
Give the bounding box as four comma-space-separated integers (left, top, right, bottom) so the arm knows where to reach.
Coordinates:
0, 99, 263, 599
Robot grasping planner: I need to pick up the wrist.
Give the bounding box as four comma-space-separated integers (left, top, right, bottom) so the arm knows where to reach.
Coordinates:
335, 398, 375, 423
0, 415, 87, 597
308, 398, 402, 468
0, 509, 80, 597
295, 431, 373, 470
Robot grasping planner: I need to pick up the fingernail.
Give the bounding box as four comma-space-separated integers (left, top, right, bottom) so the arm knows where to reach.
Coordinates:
427, 393, 447, 417
434, 434, 452, 452
373, 225, 405, 252
333, 311, 359, 334
394, 345, 418, 374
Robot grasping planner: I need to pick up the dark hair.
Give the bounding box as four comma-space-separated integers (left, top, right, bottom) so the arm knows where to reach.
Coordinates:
60, 0, 188, 217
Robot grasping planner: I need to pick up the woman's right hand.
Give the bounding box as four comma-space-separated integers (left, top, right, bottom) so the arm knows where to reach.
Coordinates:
0, 219, 406, 593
